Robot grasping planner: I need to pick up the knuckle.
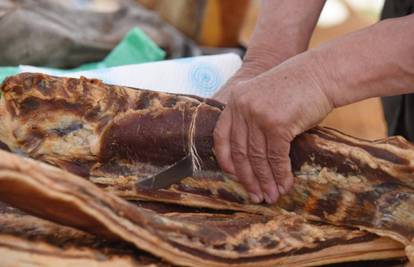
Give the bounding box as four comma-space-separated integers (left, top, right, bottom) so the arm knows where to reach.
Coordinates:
256, 172, 273, 186
249, 160, 274, 186
253, 113, 290, 134
251, 164, 268, 178
267, 115, 290, 131
234, 93, 250, 108
267, 151, 289, 166
231, 144, 248, 161
248, 151, 267, 164
232, 150, 248, 161
267, 147, 284, 159
267, 151, 286, 163
248, 105, 274, 125
248, 104, 264, 117
247, 134, 265, 152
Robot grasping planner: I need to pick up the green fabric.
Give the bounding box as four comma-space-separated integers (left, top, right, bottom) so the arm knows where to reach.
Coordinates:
103, 27, 166, 67
72, 27, 166, 71
0, 67, 19, 84
0, 27, 166, 89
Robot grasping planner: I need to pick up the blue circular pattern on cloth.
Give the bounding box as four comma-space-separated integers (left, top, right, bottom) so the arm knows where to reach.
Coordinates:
189, 63, 221, 97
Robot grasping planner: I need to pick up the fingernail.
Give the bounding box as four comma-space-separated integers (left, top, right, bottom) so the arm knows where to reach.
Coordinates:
263, 193, 272, 204
249, 193, 261, 203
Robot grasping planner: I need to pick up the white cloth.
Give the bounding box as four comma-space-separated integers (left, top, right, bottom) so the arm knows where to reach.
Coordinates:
20, 53, 242, 97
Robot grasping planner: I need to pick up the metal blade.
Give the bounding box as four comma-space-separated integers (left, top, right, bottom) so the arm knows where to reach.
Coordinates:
137, 154, 193, 190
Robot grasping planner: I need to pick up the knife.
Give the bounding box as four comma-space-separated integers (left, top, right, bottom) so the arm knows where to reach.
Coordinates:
137, 154, 194, 190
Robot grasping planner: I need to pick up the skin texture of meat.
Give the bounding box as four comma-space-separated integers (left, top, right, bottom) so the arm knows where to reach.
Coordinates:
0, 72, 223, 175
0, 202, 170, 267
0, 150, 405, 266
0, 73, 413, 265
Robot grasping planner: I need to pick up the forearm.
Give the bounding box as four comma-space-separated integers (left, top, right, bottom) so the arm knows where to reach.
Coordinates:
309, 14, 414, 107
243, 0, 325, 75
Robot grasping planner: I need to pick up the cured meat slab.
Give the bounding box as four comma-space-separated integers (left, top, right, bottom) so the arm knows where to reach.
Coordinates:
0, 149, 405, 266
0, 202, 168, 267
0, 73, 412, 265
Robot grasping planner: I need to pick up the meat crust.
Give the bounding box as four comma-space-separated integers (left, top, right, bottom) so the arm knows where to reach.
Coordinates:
0, 73, 413, 266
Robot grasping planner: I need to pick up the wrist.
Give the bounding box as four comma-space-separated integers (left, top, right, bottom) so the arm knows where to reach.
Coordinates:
299, 49, 339, 109
241, 40, 308, 78
242, 0, 325, 76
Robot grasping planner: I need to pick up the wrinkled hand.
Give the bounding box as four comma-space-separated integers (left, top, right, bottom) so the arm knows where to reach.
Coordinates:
214, 62, 265, 104
213, 55, 333, 204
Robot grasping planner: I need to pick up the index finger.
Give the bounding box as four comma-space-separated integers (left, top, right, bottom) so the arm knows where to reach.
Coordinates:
213, 108, 236, 175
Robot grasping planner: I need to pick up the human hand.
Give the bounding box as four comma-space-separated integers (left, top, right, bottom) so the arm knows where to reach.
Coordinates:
213, 67, 256, 104
214, 53, 297, 104
213, 53, 333, 204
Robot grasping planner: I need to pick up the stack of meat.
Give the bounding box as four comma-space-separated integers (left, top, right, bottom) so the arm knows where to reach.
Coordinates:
0, 73, 411, 266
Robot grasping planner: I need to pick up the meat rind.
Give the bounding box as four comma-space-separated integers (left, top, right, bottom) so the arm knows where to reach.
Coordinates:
0, 72, 221, 175
0, 202, 168, 267
281, 127, 414, 244
2, 74, 414, 239
1, 73, 414, 265
0, 149, 405, 266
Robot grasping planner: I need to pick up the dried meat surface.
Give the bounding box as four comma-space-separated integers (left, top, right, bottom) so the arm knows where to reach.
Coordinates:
0, 147, 406, 266
0, 202, 169, 267
0, 73, 413, 266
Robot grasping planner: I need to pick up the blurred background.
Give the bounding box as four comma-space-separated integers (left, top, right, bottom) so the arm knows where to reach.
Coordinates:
0, 0, 387, 140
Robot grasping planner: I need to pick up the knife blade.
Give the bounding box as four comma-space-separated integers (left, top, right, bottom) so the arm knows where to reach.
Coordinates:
137, 154, 194, 190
